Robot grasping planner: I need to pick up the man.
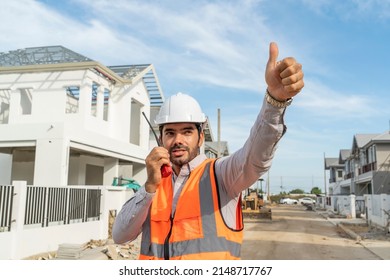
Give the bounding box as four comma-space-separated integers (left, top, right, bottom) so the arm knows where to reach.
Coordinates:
112, 42, 304, 259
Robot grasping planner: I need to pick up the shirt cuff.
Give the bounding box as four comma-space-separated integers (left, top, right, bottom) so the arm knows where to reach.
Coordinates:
135, 186, 155, 204
262, 96, 286, 124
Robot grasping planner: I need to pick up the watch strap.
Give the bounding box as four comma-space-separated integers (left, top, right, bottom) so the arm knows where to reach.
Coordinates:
265, 89, 293, 108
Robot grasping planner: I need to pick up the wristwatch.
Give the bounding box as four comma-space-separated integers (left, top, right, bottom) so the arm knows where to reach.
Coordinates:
265, 89, 293, 108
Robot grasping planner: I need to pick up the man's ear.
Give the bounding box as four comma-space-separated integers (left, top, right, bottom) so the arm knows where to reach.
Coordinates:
198, 131, 205, 147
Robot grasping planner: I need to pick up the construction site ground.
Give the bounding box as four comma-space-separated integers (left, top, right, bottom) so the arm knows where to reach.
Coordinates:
25, 203, 390, 260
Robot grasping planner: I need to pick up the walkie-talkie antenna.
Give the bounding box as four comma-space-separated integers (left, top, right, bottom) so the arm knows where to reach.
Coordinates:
142, 112, 172, 177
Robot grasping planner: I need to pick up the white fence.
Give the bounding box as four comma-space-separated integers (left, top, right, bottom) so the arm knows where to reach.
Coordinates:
326, 194, 390, 232
366, 194, 390, 230
0, 181, 133, 260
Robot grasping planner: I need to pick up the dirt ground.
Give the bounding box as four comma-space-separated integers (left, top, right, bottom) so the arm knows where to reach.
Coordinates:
337, 222, 390, 241
26, 203, 390, 260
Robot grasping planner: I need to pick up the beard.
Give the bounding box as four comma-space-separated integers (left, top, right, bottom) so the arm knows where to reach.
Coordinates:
169, 144, 198, 167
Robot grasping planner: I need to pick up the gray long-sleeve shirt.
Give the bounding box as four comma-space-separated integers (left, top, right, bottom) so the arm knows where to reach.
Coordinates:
112, 97, 287, 244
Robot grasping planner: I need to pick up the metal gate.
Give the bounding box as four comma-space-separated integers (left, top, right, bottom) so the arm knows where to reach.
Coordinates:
355, 197, 365, 217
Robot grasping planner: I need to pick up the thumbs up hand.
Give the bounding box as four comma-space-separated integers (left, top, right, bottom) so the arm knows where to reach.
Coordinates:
265, 42, 304, 101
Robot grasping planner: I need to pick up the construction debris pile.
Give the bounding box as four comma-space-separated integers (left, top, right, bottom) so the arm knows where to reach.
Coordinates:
25, 236, 142, 260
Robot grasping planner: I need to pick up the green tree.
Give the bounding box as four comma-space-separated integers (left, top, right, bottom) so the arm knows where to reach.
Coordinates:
289, 188, 305, 194
310, 187, 322, 195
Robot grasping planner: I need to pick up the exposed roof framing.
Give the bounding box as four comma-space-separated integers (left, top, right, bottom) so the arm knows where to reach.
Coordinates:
0, 45, 92, 66
0, 45, 165, 106
109, 64, 164, 107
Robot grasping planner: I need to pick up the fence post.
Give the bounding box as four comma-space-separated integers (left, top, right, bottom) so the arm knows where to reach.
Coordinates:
43, 186, 49, 227
10, 181, 27, 259
366, 195, 372, 226
380, 193, 387, 228
83, 188, 88, 222
99, 186, 109, 240
349, 194, 356, 218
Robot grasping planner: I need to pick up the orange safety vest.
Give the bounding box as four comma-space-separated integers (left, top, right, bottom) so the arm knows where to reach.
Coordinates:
139, 158, 244, 260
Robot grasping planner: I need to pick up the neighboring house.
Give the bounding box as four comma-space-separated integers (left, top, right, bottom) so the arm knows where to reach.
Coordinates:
325, 149, 349, 195
325, 156, 345, 195
337, 149, 352, 194
325, 131, 390, 196
0, 45, 165, 187
205, 141, 229, 158
348, 132, 390, 195
324, 132, 390, 228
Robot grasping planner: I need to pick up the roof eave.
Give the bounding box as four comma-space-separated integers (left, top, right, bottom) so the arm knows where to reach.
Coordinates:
0, 61, 131, 84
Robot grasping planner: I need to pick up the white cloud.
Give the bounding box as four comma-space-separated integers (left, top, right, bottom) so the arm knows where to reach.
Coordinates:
296, 80, 381, 120
62, 0, 283, 91
301, 0, 390, 20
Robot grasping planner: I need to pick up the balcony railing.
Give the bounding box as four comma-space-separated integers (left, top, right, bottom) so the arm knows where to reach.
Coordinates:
358, 162, 377, 175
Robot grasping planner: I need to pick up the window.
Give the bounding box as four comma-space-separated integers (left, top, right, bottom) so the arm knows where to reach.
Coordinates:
367, 145, 376, 163
65, 86, 80, 114
345, 160, 350, 173
359, 150, 366, 166
91, 83, 98, 117
0, 89, 10, 124
103, 88, 110, 121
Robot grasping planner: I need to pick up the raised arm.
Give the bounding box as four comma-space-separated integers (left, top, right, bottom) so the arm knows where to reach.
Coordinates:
216, 42, 304, 198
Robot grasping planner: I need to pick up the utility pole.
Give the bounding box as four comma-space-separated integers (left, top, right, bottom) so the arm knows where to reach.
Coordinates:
267, 170, 270, 201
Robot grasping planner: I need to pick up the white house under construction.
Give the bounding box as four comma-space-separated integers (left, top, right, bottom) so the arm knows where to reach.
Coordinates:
0, 45, 168, 187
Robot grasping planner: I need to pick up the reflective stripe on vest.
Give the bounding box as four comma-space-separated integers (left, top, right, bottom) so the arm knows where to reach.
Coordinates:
139, 160, 243, 259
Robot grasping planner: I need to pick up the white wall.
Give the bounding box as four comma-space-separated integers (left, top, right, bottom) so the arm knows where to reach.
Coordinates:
0, 182, 133, 260
365, 194, 390, 229
0, 153, 12, 184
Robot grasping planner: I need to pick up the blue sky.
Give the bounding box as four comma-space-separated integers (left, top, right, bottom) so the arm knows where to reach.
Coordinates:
1, 0, 389, 194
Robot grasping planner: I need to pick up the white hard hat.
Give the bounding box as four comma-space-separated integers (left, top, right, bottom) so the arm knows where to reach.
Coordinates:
155, 92, 206, 125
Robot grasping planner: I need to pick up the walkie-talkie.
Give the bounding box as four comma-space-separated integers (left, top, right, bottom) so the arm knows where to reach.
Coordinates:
142, 112, 172, 177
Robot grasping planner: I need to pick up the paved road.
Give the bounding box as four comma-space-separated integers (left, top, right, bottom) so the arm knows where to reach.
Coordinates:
241, 204, 383, 260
